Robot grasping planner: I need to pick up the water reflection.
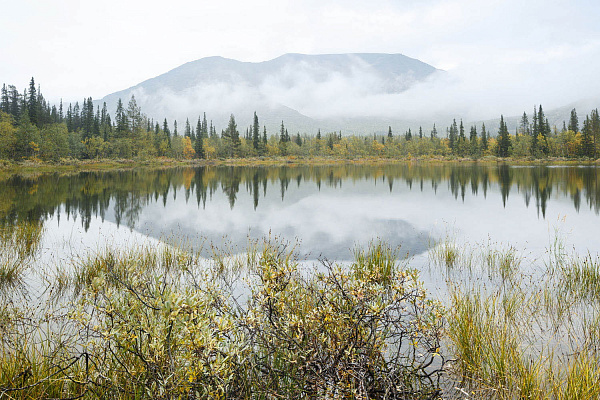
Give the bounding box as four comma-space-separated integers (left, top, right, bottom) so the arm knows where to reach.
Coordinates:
0, 163, 599, 258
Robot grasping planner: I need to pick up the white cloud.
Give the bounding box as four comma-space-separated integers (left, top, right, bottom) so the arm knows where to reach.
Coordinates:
1, 0, 599, 121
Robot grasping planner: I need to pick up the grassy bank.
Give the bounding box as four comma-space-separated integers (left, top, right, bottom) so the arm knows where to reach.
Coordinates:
0, 155, 598, 176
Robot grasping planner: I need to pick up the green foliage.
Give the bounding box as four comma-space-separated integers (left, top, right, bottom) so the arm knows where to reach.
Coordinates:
1, 237, 445, 399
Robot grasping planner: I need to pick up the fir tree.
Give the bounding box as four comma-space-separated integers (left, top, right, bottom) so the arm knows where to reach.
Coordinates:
388, 126, 392, 138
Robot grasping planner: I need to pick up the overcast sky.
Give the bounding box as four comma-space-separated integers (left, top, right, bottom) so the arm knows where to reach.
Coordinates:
2, 0, 600, 116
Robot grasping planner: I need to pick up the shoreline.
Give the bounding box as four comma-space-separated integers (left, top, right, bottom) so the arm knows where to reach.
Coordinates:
1, 155, 599, 175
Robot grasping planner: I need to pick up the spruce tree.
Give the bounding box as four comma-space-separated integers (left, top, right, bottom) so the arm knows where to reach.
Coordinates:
431, 124, 437, 139
202, 113, 208, 137
59, 100, 64, 122
388, 126, 392, 138
93, 106, 101, 137
253, 112, 260, 150
449, 119, 458, 152
591, 109, 600, 158
280, 121, 286, 143
196, 116, 202, 139
194, 128, 204, 158
568, 108, 579, 133
497, 115, 511, 157
185, 118, 191, 137
8, 86, 20, 118
0, 84, 9, 113
519, 112, 530, 136
481, 123, 488, 151
115, 99, 127, 137
581, 115, 594, 157
27, 77, 37, 125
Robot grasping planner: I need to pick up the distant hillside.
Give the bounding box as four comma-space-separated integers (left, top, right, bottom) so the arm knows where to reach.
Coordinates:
97, 53, 441, 135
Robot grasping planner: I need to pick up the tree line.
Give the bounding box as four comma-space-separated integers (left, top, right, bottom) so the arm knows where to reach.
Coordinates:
1, 78, 600, 162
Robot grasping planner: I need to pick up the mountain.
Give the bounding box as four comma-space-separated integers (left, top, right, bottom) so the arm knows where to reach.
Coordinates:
97, 53, 441, 135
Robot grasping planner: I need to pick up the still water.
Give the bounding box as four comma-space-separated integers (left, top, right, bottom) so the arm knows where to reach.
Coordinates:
2, 163, 599, 270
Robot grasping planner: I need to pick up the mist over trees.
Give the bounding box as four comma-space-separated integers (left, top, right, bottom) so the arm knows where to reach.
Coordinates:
1, 78, 600, 162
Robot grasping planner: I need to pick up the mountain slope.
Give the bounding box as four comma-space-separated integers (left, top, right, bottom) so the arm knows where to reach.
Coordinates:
97, 53, 440, 134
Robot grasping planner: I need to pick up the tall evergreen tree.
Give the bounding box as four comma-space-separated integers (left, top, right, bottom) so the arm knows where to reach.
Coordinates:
202, 113, 208, 137
591, 109, 600, 158
59, 99, 64, 122
223, 114, 240, 156
0, 84, 9, 113
497, 116, 511, 157
469, 125, 478, 156
431, 124, 437, 139
449, 119, 458, 152
93, 106, 101, 137
519, 112, 530, 136
581, 115, 594, 157
72, 102, 81, 132
568, 108, 579, 133
27, 77, 37, 125
115, 98, 127, 137
127, 95, 142, 135
252, 111, 260, 150
194, 126, 204, 159
481, 123, 488, 151
262, 126, 267, 147
184, 118, 191, 137
8, 85, 20, 118
280, 121, 286, 143
388, 126, 393, 138
196, 116, 202, 139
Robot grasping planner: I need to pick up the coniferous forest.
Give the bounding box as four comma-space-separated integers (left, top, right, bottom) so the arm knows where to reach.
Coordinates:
2, 78, 600, 164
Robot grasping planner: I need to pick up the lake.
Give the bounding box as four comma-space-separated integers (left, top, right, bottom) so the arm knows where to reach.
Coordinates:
2, 163, 599, 269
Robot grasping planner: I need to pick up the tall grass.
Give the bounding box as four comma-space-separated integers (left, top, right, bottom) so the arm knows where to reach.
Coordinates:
439, 234, 600, 400
0, 221, 43, 289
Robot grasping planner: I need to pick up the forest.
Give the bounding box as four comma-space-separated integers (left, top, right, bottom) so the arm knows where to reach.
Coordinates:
2, 78, 600, 162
